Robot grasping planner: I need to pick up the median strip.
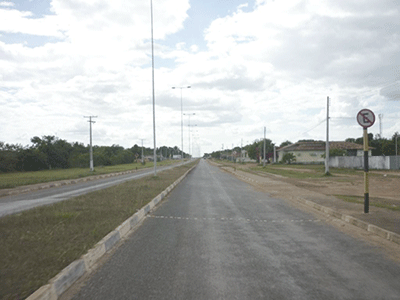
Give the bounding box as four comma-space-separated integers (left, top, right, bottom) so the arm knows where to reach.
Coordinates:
26, 163, 197, 300
0, 162, 197, 300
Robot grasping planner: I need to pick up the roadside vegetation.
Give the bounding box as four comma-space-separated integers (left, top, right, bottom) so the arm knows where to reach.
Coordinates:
0, 161, 197, 300
335, 195, 400, 211
247, 162, 399, 179
0, 159, 177, 189
0, 135, 187, 173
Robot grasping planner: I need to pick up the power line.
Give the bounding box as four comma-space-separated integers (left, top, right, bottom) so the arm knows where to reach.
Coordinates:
299, 118, 326, 135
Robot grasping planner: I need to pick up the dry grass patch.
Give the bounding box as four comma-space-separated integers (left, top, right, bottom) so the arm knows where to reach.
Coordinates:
335, 194, 400, 211
0, 160, 177, 189
0, 162, 196, 300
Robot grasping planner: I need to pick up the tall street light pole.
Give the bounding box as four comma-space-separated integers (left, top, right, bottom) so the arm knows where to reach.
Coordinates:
172, 86, 191, 160
193, 130, 199, 158
184, 113, 195, 158
150, 0, 157, 175
188, 124, 197, 158
192, 125, 198, 158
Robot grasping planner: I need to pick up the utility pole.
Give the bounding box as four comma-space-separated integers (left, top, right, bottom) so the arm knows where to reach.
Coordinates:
325, 96, 330, 175
263, 126, 266, 167
140, 139, 145, 163
150, 0, 157, 176
84, 116, 97, 172
241, 139, 243, 163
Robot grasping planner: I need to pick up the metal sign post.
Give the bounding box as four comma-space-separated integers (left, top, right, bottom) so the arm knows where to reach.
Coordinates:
356, 109, 375, 213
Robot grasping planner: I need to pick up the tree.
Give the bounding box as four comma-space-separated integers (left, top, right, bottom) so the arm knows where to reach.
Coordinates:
282, 153, 296, 164
30, 136, 73, 169
0, 142, 21, 172
354, 133, 373, 145
381, 140, 396, 156
345, 138, 356, 143
17, 147, 47, 171
246, 138, 274, 161
280, 140, 292, 148
321, 149, 346, 158
211, 151, 221, 159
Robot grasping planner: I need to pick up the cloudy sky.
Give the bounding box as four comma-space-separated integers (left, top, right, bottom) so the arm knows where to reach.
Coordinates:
1, 0, 399, 156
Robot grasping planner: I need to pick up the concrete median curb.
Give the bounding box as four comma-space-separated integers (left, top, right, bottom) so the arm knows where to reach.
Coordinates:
221, 166, 400, 248
27, 163, 197, 300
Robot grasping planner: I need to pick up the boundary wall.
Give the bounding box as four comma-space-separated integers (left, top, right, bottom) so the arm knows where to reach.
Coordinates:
329, 155, 400, 170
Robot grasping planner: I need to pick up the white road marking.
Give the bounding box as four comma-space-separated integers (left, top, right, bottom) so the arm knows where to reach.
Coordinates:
147, 215, 321, 224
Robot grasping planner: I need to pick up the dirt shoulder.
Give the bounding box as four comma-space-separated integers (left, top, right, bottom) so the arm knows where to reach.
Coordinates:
234, 163, 400, 235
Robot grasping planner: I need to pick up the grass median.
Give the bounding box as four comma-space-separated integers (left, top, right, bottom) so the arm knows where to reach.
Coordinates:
0, 161, 197, 300
0, 160, 178, 189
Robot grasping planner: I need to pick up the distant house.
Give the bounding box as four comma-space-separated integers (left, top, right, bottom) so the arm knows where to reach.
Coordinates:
238, 150, 256, 163
277, 141, 372, 163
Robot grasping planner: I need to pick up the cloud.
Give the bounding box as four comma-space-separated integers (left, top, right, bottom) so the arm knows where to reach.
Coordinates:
1, 0, 399, 155
203, 0, 400, 89
380, 81, 400, 100
0, 1, 14, 7
0, 0, 191, 146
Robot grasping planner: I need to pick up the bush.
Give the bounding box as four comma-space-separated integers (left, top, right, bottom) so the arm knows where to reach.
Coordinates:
282, 153, 296, 164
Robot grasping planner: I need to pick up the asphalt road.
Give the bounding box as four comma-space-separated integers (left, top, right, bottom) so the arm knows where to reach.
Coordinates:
71, 160, 400, 300
0, 162, 187, 217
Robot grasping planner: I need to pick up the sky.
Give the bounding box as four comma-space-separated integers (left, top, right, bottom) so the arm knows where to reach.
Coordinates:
1, 0, 399, 157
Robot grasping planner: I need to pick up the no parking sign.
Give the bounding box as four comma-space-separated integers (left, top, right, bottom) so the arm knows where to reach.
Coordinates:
357, 109, 375, 128
356, 108, 375, 214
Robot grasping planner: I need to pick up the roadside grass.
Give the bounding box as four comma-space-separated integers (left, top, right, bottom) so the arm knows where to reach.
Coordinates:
249, 164, 397, 179
0, 160, 177, 189
335, 194, 400, 211
250, 164, 326, 179
0, 161, 197, 300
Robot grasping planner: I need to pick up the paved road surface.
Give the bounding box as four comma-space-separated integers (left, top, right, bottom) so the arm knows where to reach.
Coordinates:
71, 160, 400, 299
0, 162, 187, 217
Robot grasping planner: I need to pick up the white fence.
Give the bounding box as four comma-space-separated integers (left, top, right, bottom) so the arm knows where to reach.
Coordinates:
329, 156, 400, 170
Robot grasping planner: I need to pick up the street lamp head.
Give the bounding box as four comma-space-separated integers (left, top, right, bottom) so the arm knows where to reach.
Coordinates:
172, 86, 190, 89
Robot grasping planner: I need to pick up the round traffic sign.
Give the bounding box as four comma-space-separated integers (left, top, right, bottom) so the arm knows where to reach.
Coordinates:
357, 109, 375, 128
